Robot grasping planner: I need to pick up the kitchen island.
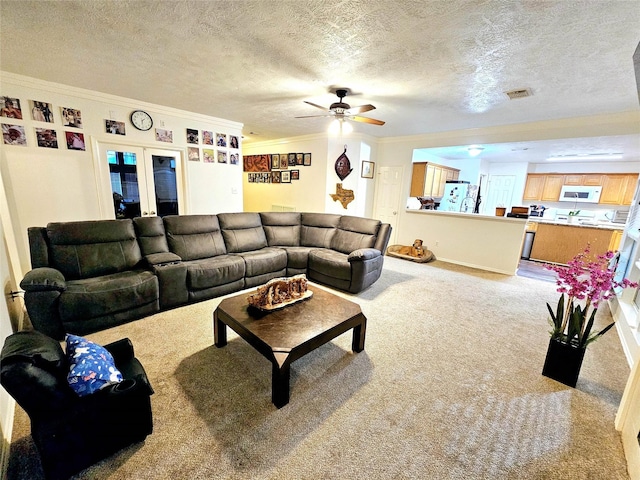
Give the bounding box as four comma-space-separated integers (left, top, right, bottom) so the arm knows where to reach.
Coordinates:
527, 219, 624, 264
402, 209, 528, 275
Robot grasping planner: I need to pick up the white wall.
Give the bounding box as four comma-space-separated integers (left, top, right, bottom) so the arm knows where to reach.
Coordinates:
0, 72, 244, 275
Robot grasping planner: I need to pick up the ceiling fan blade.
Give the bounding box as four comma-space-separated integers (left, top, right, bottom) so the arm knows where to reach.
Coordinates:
351, 115, 385, 126
303, 101, 330, 111
295, 114, 334, 119
348, 104, 376, 114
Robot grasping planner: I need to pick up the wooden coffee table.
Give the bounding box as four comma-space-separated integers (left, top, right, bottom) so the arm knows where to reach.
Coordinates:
213, 285, 367, 408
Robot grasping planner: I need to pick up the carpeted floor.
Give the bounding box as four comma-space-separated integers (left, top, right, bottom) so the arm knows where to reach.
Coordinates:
7, 257, 632, 479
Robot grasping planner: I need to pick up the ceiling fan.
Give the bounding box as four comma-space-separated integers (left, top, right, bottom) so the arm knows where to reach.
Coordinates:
295, 88, 385, 125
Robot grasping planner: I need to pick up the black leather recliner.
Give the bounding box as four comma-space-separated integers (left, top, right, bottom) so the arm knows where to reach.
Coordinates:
0, 330, 154, 480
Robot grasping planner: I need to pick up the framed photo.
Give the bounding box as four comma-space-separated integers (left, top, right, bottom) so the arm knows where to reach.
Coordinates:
361, 161, 375, 179
188, 147, 200, 162
203, 148, 215, 163
281, 171, 291, 183
272, 171, 281, 183
202, 130, 213, 145
65, 131, 85, 150
105, 119, 125, 135
296, 153, 304, 165
243, 154, 271, 172
216, 133, 227, 147
290, 169, 300, 180
288, 153, 296, 166
303, 153, 312, 166
2, 124, 27, 145
229, 153, 239, 165
61, 107, 82, 128
1, 97, 23, 119
155, 128, 173, 143
217, 151, 227, 163
229, 135, 239, 149
271, 154, 280, 169
35, 128, 58, 148
187, 128, 199, 144
31, 100, 54, 122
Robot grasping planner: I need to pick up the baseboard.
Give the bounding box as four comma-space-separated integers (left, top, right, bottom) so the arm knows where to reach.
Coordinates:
0, 398, 15, 480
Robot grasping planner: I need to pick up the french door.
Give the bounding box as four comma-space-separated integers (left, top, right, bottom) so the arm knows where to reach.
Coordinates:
96, 142, 184, 219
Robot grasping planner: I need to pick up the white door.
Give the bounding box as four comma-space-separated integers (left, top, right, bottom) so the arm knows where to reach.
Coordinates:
484, 175, 516, 215
373, 166, 403, 245
95, 142, 184, 218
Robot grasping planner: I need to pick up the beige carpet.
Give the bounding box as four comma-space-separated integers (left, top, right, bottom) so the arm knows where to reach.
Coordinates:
7, 257, 631, 479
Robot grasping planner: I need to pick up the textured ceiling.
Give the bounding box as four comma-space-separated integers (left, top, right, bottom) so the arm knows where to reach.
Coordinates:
1, 0, 639, 159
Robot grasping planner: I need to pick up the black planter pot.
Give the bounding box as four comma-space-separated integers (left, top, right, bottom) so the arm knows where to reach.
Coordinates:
542, 338, 586, 387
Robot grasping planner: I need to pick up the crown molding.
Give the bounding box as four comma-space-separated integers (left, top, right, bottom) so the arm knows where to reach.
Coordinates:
0, 71, 243, 130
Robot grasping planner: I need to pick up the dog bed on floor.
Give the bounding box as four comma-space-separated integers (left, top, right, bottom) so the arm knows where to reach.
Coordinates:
386, 244, 434, 262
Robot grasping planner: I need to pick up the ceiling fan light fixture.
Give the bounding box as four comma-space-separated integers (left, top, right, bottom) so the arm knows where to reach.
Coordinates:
468, 146, 484, 157
328, 118, 352, 135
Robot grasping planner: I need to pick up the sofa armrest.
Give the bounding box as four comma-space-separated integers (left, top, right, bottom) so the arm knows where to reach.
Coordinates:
143, 252, 182, 267
348, 248, 381, 262
20, 267, 66, 292
104, 338, 135, 364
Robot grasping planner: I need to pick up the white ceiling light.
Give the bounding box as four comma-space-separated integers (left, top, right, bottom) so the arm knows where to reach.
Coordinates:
546, 153, 624, 162
329, 119, 352, 135
468, 146, 484, 157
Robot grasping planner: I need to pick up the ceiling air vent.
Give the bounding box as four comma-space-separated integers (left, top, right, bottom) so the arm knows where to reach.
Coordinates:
505, 88, 532, 100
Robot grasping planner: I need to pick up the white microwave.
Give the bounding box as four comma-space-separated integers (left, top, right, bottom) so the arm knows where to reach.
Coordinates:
559, 185, 602, 203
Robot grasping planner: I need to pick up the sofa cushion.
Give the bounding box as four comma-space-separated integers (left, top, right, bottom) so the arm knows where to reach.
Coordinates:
300, 213, 340, 248
218, 213, 268, 253
66, 334, 122, 397
260, 212, 301, 246
164, 215, 227, 260
237, 247, 287, 277
47, 220, 142, 280
59, 270, 159, 323
308, 249, 351, 281
280, 246, 316, 270
133, 216, 170, 256
330, 216, 381, 255
185, 255, 245, 290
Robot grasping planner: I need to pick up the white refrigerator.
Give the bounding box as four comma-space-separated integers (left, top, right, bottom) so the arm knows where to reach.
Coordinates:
440, 182, 479, 213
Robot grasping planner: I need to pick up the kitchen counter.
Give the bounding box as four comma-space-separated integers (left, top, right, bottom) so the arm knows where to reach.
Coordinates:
528, 222, 623, 264
528, 218, 624, 230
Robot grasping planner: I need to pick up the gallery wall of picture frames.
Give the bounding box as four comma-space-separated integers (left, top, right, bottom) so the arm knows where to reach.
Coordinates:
0, 95, 240, 164
243, 153, 310, 183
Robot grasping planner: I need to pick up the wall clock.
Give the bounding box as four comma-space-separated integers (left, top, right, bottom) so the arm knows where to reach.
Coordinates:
130, 110, 153, 131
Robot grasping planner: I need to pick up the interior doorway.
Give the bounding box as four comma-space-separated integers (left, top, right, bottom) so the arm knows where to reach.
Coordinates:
96, 142, 184, 219
373, 166, 403, 245
485, 174, 516, 215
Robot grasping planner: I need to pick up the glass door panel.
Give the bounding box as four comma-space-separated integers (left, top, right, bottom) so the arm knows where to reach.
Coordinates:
108, 149, 142, 219
151, 154, 178, 216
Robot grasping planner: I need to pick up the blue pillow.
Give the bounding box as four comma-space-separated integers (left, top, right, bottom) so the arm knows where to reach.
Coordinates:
65, 334, 123, 397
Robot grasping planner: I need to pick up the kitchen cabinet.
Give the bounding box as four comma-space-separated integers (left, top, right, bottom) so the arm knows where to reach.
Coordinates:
529, 223, 614, 264
600, 174, 638, 206
523, 172, 638, 205
410, 162, 460, 197
564, 174, 604, 186
541, 175, 564, 201
523, 175, 545, 201
523, 174, 564, 201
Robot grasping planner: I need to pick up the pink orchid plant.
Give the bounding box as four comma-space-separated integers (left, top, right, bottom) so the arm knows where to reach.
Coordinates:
545, 245, 638, 348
